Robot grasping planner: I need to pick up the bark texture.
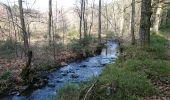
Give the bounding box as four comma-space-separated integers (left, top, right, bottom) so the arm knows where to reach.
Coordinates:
139, 0, 152, 46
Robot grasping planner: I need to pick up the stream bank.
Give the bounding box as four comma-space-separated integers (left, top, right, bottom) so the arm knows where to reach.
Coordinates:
1, 40, 118, 100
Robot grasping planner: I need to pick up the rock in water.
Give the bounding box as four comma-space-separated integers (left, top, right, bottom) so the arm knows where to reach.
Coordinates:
61, 72, 68, 76
71, 73, 79, 78
79, 64, 87, 68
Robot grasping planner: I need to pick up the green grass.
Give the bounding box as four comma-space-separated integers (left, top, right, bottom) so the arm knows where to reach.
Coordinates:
58, 83, 80, 100
99, 66, 156, 98
56, 30, 170, 100
123, 59, 170, 82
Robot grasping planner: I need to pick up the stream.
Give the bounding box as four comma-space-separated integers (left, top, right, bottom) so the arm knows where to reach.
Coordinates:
2, 40, 118, 100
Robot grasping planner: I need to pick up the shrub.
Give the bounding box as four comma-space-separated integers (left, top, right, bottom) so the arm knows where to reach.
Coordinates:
0, 69, 12, 80
68, 35, 97, 57
69, 39, 83, 52
67, 28, 78, 39
43, 42, 65, 53
0, 39, 17, 57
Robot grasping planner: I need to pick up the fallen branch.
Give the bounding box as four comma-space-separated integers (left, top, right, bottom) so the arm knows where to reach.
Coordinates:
81, 80, 98, 100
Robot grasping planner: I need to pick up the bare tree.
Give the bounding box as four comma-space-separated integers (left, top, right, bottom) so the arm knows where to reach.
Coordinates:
18, 0, 29, 54
48, 0, 52, 45
1, 2, 18, 57
98, 0, 102, 44
83, 0, 87, 37
79, 0, 84, 40
89, 0, 95, 35
18, 0, 32, 83
61, 9, 67, 44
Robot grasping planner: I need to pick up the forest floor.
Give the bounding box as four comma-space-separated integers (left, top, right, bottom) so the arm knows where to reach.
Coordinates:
0, 48, 77, 96
145, 32, 170, 99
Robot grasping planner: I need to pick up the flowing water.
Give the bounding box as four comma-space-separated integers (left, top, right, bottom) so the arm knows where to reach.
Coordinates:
2, 41, 118, 100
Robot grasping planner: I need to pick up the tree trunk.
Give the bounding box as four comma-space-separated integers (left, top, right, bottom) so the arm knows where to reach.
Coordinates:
79, 0, 83, 40
153, 0, 164, 33
89, 0, 95, 35
18, 0, 32, 83
139, 0, 152, 46
61, 10, 66, 44
98, 0, 102, 44
48, 0, 52, 45
18, 0, 29, 54
131, 0, 136, 45
83, 0, 87, 37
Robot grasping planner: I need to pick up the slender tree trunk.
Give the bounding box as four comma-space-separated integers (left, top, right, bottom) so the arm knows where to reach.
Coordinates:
48, 0, 52, 45
120, 3, 125, 39
52, 14, 56, 61
27, 23, 31, 45
61, 10, 66, 44
18, 0, 32, 83
98, 0, 102, 44
131, 0, 136, 45
18, 0, 29, 54
89, 0, 95, 35
105, 2, 108, 56
139, 0, 152, 46
83, 0, 87, 37
79, 0, 83, 40
153, 0, 164, 33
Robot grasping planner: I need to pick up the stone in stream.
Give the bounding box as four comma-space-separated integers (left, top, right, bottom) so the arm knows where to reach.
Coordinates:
71, 73, 79, 78
60, 68, 74, 74
56, 79, 64, 83
47, 83, 56, 88
61, 72, 68, 76
9, 90, 20, 96
79, 64, 87, 68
